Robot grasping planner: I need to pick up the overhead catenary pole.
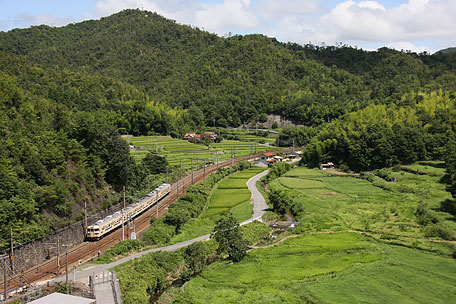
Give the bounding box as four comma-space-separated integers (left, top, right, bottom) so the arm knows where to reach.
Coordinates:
2, 255, 7, 301
156, 191, 159, 218
9, 228, 13, 273
121, 209, 124, 241
84, 201, 88, 238
123, 186, 126, 209
62, 244, 72, 291
191, 158, 194, 184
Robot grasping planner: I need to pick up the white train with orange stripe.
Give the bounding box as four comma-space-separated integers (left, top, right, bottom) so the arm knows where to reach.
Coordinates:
86, 183, 171, 240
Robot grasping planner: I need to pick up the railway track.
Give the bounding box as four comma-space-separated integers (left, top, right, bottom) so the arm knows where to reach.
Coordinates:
1, 149, 298, 294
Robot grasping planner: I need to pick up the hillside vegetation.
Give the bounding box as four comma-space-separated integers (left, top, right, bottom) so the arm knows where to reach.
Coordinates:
1, 9, 455, 248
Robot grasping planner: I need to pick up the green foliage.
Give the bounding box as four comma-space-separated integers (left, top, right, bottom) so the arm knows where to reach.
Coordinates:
143, 162, 253, 244
415, 201, 438, 226
445, 133, 456, 198
142, 220, 176, 246
303, 92, 455, 170
183, 241, 216, 277
269, 166, 456, 246
141, 152, 168, 175
178, 232, 456, 303
95, 240, 142, 264
424, 225, 456, 241
268, 189, 303, 216
240, 221, 271, 246
212, 212, 248, 262
1, 8, 456, 251
265, 162, 291, 183
116, 250, 185, 304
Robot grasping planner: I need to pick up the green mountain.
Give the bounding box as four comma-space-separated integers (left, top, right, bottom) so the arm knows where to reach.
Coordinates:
0, 9, 455, 247
2, 9, 455, 127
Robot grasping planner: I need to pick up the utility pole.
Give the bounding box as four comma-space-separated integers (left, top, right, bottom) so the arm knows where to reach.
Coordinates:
84, 201, 88, 239
9, 228, 13, 273
147, 176, 150, 193
123, 186, 126, 209
121, 209, 125, 241
126, 215, 130, 240
156, 191, 159, 218
2, 255, 7, 301
292, 139, 295, 152
176, 178, 179, 198
166, 169, 168, 184
62, 244, 72, 292
191, 158, 194, 185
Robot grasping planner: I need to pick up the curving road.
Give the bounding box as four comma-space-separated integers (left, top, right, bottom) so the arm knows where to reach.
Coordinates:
54, 168, 270, 285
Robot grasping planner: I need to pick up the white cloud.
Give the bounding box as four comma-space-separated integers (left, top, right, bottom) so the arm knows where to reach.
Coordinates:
14, 13, 74, 28
260, 0, 456, 53
386, 41, 433, 53
195, 0, 258, 32
93, 0, 258, 33
256, 0, 324, 19
4, 0, 455, 52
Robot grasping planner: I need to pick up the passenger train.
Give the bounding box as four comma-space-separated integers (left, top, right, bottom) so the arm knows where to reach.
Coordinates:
86, 183, 171, 240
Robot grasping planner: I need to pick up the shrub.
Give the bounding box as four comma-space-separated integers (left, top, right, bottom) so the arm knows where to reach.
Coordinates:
424, 225, 455, 240
142, 221, 176, 246
95, 240, 142, 263
415, 201, 438, 225
241, 221, 271, 245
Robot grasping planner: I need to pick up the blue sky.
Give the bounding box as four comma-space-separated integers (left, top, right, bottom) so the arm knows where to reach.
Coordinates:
1, 0, 455, 53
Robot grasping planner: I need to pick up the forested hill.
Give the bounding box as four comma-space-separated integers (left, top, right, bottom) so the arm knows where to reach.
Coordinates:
1, 9, 456, 127
1, 9, 456, 248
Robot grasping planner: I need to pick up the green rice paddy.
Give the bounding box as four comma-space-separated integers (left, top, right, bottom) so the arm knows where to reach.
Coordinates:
169, 167, 266, 244
173, 164, 456, 303
176, 232, 456, 303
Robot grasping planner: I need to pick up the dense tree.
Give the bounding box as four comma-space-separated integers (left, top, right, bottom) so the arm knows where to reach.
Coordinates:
212, 212, 248, 262
142, 152, 168, 175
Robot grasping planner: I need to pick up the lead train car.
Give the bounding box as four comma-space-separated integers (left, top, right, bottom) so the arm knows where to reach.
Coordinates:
86, 183, 171, 240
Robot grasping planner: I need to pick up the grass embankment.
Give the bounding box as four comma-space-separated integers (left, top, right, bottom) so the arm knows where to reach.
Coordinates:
176, 232, 456, 303
170, 167, 266, 244
174, 163, 456, 303
271, 165, 455, 248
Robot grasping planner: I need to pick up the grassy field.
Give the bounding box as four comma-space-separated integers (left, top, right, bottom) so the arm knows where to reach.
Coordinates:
170, 164, 456, 303
176, 232, 456, 303
169, 167, 265, 244
270, 166, 456, 244
125, 133, 286, 167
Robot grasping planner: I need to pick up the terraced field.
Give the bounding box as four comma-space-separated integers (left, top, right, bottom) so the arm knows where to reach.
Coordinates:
176, 232, 456, 303
125, 134, 286, 169
173, 163, 456, 303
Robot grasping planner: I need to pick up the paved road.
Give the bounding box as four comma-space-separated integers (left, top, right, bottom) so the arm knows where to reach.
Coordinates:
54, 168, 272, 303
247, 169, 270, 219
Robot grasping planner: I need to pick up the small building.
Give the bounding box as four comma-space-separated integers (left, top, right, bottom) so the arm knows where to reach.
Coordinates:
273, 156, 284, 162
183, 133, 196, 140
261, 152, 275, 160
288, 152, 300, 159
320, 162, 335, 170
255, 153, 276, 167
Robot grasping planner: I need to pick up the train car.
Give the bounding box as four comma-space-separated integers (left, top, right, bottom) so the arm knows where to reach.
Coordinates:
86, 183, 171, 240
